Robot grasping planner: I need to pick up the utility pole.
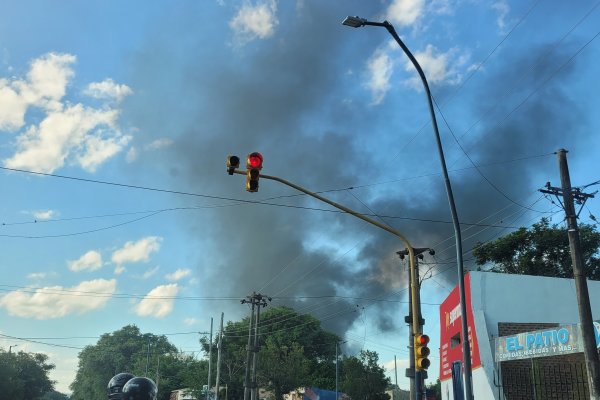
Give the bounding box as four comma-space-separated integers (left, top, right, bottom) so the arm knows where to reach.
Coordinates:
398, 248, 433, 400
208, 317, 213, 400
243, 299, 255, 400
215, 312, 224, 400
242, 292, 271, 400
540, 148, 599, 399
394, 355, 399, 400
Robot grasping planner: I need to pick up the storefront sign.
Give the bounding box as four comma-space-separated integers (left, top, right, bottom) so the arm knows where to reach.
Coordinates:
495, 322, 600, 362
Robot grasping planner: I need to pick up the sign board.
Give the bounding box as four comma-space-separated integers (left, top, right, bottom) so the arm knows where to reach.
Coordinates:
439, 273, 481, 381
495, 321, 600, 362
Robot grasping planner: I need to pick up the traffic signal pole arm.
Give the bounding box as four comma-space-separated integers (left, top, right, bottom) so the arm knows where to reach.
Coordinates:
231, 169, 424, 341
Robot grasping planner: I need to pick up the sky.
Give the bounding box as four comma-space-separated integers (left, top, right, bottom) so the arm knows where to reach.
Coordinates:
1, 0, 599, 395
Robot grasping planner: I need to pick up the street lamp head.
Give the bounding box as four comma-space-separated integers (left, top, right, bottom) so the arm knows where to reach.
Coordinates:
342, 16, 367, 28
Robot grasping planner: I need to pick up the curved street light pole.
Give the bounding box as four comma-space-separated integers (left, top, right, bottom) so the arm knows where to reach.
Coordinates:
342, 16, 473, 400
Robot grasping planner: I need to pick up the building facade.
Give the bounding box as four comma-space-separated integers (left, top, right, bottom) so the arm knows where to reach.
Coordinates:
439, 271, 600, 400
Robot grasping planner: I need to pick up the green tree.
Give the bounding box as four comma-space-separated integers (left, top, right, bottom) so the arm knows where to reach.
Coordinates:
427, 379, 441, 399
258, 338, 309, 400
0, 348, 55, 400
203, 306, 340, 397
341, 350, 390, 400
473, 218, 600, 279
70, 325, 206, 400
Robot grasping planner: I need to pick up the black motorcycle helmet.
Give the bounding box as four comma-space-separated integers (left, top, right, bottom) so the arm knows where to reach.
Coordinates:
121, 377, 158, 400
108, 372, 135, 399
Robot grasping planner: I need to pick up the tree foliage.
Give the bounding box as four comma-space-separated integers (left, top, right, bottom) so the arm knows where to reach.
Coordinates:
203, 306, 340, 400
258, 338, 309, 400
70, 325, 207, 400
473, 218, 600, 280
0, 348, 55, 400
340, 350, 390, 400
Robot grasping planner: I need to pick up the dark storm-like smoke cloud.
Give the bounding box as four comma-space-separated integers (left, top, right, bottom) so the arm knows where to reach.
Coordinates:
125, 0, 587, 337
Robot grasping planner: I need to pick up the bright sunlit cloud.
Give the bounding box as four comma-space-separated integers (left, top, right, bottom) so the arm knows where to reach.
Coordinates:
68, 250, 103, 272
134, 284, 179, 318
84, 78, 133, 102
32, 209, 57, 220
111, 236, 162, 266
366, 48, 394, 105
385, 0, 426, 27
165, 268, 192, 282
0, 279, 116, 319
229, 0, 278, 44
0, 52, 132, 173
403, 44, 468, 89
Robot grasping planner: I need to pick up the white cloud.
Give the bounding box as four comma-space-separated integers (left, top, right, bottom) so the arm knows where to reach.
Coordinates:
112, 236, 162, 266
68, 250, 102, 272
165, 268, 192, 282
125, 146, 138, 163
0, 279, 116, 319
1, 52, 132, 173
385, 0, 425, 27
404, 45, 466, 89
134, 284, 178, 318
32, 209, 57, 220
366, 48, 394, 105
492, 0, 510, 31
76, 132, 131, 172
114, 265, 126, 275
27, 272, 48, 280
229, 0, 278, 44
84, 79, 132, 102
142, 266, 160, 279
145, 138, 173, 150
0, 53, 74, 131
184, 317, 199, 326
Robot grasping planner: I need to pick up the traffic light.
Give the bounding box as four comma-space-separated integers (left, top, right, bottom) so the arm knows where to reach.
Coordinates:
415, 334, 431, 370
227, 155, 240, 175
246, 152, 263, 192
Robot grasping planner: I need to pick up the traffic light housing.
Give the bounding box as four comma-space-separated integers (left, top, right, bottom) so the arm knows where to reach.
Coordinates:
415, 334, 431, 370
246, 152, 263, 192
227, 155, 240, 175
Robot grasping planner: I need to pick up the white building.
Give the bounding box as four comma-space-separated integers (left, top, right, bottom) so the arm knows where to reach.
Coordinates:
439, 271, 600, 399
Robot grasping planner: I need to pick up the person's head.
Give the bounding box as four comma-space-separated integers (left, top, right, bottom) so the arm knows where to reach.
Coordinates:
107, 373, 135, 399
121, 377, 158, 400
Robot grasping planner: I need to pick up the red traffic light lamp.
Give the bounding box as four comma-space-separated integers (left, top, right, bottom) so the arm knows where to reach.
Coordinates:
247, 152, 263, 169
246, 152, 263, 192
415, 334, 431, 370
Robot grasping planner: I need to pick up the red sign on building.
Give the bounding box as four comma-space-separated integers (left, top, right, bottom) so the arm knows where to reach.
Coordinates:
439, 273, 481, 381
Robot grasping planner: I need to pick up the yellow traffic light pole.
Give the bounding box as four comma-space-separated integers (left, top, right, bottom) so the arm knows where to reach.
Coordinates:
231, 169, 425, 393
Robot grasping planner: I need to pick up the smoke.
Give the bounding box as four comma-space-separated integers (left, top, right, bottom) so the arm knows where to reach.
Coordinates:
122, 2, 589, 337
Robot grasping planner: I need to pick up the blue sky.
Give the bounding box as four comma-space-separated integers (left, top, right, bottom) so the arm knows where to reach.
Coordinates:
1, 0, 599, 394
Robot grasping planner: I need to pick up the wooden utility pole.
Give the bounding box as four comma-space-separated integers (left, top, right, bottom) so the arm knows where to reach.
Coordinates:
540, 149, 599, 399
207, 317, 213, 400
242, 293, 271, 400
215, 312, 224, 400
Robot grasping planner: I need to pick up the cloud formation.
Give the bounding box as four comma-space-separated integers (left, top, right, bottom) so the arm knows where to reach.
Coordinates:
134, 284, 179, 318
0, 52, 132, 173
229, 0, 278, 44
385, 0, 426, 27
84, 78, 133, 102
165, 268, 192, 282
366, 48, 393, 105
68, 250, 103, 272
111, 236, 162, 266
0, 279, 116, 319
